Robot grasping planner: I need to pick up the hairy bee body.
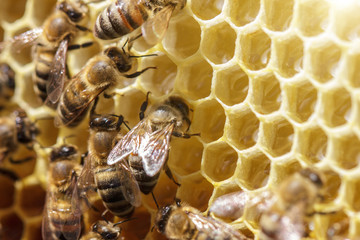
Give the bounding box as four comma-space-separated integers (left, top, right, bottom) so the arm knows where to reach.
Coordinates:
42, 145, 82, 240
87, 114, 134, 217
0, 63, 15, 104
80, 220, 121, 240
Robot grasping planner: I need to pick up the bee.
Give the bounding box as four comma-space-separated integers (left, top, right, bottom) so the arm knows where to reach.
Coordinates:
80, 220, 123, 240
107, 95, 198, 206
154, 199, 250, 240
77, 100, 137, 218
0, 109, 39, 164
0, 0, 92, 107
55, 39, 155, 127
0, 63, 15, 107
94, 0, 186, 46
42, 143, 83, 240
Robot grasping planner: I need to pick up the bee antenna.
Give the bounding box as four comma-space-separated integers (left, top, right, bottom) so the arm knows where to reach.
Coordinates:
151, 225, 155, 232
122, 38, 130, 54
175, 198, 181, 207
113, 217, 137, 227
152, 192, 160, 210
129, 53, 158, 58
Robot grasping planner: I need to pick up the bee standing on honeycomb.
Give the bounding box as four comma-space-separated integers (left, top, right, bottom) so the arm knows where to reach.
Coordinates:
94, 0, 186, 46
107, 94, 199, 207
55, 37, 155, 127
0, 0, 94, 108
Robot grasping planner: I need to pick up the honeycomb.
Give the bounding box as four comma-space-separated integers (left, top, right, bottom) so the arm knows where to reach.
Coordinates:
1, 0, 360, 239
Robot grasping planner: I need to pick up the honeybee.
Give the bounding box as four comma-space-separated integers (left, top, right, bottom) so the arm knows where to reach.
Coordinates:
55, 40, 155, 127
107, 95, 198, 206
80, 220, 122, 240
0, 109, 39, 164
77, 100, 137, 218
209, 168, 328, 240
94, 0, 186, 46
154, 199, 251, 240
0, 0, 91, 107
0, 63, 15, 106
42, 143, 83, 240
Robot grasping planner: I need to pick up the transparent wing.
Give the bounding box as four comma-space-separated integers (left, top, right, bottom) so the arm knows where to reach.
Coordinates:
46, 39, 69, 104
141, 5, 174, 46
139, 123, 174, 177
42, 190, 58, 240
10, 28, 43, 52
187, 212, 248, 240
117, 159, 142, 207
107, 120, 149, 165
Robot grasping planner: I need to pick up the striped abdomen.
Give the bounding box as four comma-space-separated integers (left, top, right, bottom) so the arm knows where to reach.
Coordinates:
94, 0, 148, 40
48, 199, 82, 240
129, 155, 160, 194
94, 160, 134, 217
33, 45, 57, 104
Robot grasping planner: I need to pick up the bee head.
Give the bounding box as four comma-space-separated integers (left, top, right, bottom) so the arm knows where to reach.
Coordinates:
90, 115, 122, 131
104, 47, 132, 73
14, 109, 39, 144
155, 205, 174, 233
50, 145, 78, 162
165, 97, 190, 118
57, 1, 85, 22
300, 168, 324, 188
92, 221, 120, 240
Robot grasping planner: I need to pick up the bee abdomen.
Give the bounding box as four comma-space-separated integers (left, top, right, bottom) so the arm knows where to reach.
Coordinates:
94, 0, 148, 40
49, 203, 81, 239
94, 165, 134, 217
129, 157, 159, 194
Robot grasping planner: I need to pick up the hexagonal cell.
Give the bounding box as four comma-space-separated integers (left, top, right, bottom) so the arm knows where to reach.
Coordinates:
21, 73, 42, 108
202, 141, 238, 182
168, 137, 203, 176
344, 176, 360, 211
320, 88, 352, 128
201, 22, 236, 65
344, 51, 360, 88
190, 99, 226, 143
331, 133, 360, 170
177, 58, 212, 100
114, 89, 146, 127
0, 0, 26, 23
321, 169, 341, 204
142, 171, 178, 210
307, 40, 342, 83
225, 107, 259, 150
5, 146, 36, 179
191, 0, 224, 20
284, 80, 317, 123
297, 126, 328, 164
228, 0, 260, 27
0, 171, 15, 208
250, 73, 281, 114
10, 28, 33, 65
31, 0, 57, 25
295, 0, 329, 37
273, 35, 303, 78
0, 212, 24, 240
262, 0, 294, 31
236, 150, 270, 190
176, 173, 214, 212
260, 117, 294, 157
18, 184, 46, 217
36, 118, 59, 147
214, 65, 249, 106
163, 15, 201, 59
332, 2, 360, 41
239, 28, 271, 71
139, 53, 177, 96
268, 159, 302, 186
25, 221, 42, 240
120, 206, 151, 240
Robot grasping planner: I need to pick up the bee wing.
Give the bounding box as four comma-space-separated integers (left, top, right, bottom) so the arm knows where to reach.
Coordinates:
141, 5, 174, 46
65, 173, 82, 240
41, 191, 55, 240
139, 122, 174, 177
187, 212, 249, 240
209, 191, 249, 220
117, 159, 142, 207
46, 38, 69, 104
107, 120, 149, 165
10, 28, 43, 52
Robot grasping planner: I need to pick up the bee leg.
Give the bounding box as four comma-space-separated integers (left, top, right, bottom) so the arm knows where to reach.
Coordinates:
67, 41, 94, 51
172, 131, 201, 139
164, 164, 180, 187
0, 167, 19, 181
8, 156, 34, 164
101, 209, 109, 223
139, 91, 151, 120
80, 152, 88, 165
151, 192, 159, 209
